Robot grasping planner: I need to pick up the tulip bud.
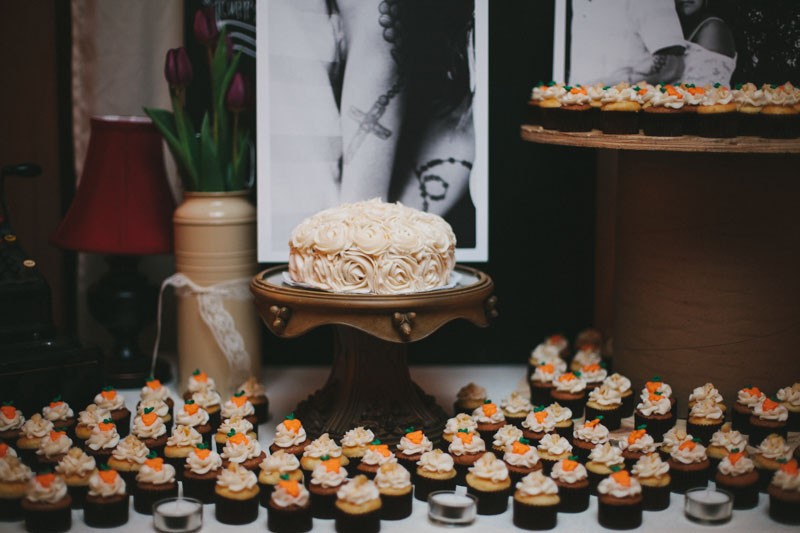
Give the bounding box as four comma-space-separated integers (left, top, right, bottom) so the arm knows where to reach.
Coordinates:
164, 47, 192, 88
193, 7, 219, 45
225, 72, 250, 113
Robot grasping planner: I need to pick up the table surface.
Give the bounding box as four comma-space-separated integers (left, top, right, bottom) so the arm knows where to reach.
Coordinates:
5, 364, 797, 532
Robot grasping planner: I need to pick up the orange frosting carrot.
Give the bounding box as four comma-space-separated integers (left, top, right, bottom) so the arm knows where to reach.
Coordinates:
584, 418, 600, 429
284, 418, 302, 433
278, 479, 300, 497
49, 430, 65, 441
405, 430, 424, 445
742, 386, 761, 397
679, 440, 696, 451
548, 335, 565, 344
36, 473, 56, 488
146, 379, 162, 390
98, 421, 115, 432
540, 363, 555, 374
49, 400, 63, 408
0, 443, 8, 457
511, 441, 531, 455
781, 459, 798, 475
0, 406, 16, 419
370, 444, 391, 457
645, 382, 662, 394
229, 433, 248, 446
231, 394, 248, 408
648, 393, 663, 402
142, 412, 158, 426
193, 371, 208, 383
728, 451, 745, 465
194, 447, 211, 460
145, 457, 164, 471
562, 459, 579, 472
456, 432, 474, 445
761, 398, 779, 411
184, 403, 199, 416
611, 470, 631, 487
98, 469, 118, 484
534, 411, 549, 424
559, 373, 576, 382
100, 389, 117, 401
628, 429, 646, 444
482, 403, 497, 417
582, 364, 601, 373
322, 457, 342, 472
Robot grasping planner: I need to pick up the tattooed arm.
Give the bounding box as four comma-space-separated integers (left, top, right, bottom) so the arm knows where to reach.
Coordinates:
336, 0, 405, 202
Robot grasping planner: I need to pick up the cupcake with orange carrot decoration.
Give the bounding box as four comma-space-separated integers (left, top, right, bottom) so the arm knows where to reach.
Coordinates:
550, 372, 587, 419
557, 84, 593, 132
521, 406, 556, 445
759, 82, 800, 139
83, 465, 129, 528
642, 83, 686, 136
131, 407, 168, 456
21, 471, 72, 532
133, 452, 177, 514
749, 396, 789, 443
715, 449, 759, 510
732, 384, 764, 434
0, 402, 25, 445
221, 391, 257, 430
41, 397, 75, 440
667, 437, 709, 494
448, 429, 486, 485
599, 83, 644, 134
696, 83, 738, 138
221, 429, 265, 473
175, 399, 212, 446
356, 439, 396, 479
267, 474, 312, 532
269, 414, 310, 458
529, 362, 560, 407
93, 386, 130, 438
572, 417, 609, 463
395, 426, 432, 474
183, 368, 216, 400
550, 456, 589, 513
502, 437, 542, 485
768, 458, 800, 525
85, 420, 121, 463
619, 425, 657, 471
597, 468, 643, 529
472, 399, 506, 443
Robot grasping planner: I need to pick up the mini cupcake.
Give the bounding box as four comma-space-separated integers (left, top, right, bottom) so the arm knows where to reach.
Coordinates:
585, 385, 622, 430
599, 83, 643, 135
465, 452, 511, 515
572, 417, 609, 463
192, 388, 223, 432
681, 83, 704, 134
492, 424, 523, 455
175, 399, 212, 446
83, 466, 129, 528
84, 419, 120, 463
54, 447, 95, 509
184, 368, 216, 400
414, 449, 456, 502
106, 434, 148, 491
267, 476, 312, 533
642, 376, 676, 411
74, 404, 110, 447
715, 450, 759, 509
335, 475, 381, 533
557, 85, 593, 132
550, 456, 589, 513
41, 397, 75, 439
340, 426, 374, 475
131, 406, 168, 456
688, 382, 725, 412
603, 373, 634, 417
270, 414, 310, 458
580, 363, 608, 393
586, 442, 625, 495
527, 81, 547, 125
220, 391, 258, 431
133, 453, 177, 514
0, 455, 32, 521
521, 406, 555, 445
307, 455, 347, 518
529, 362, 560, 407
215, 415, 256, 453
707, 424, 748, 475
93, 387, 130, 438
570, 344, 602, 372
164, 424, 203, 479
136, 398, 172, 436
597, 469, 643, 530
513, 471, 559, 530
36, 430, 72, 469
634, 392, 674, 441
258, 450, 303, 507
375, 461, 412, 520
687, 398, 725, 445
550, 372, 587, 419
619, 425, 657, 470
546, 403, 574, 440
733, 82, 765, 136
750, 397, 789, 443
453, 382, 486, 415
768, 459, 800, 525
696, 83, 737, 138
501, 391, 533, 428
527, 340, 566, 383
632, 453, 670, 511
760, 82, 800, 139
440, 413, 477, 452
0, 403, 25, 444
448, 430, 486, 485
301, 433, 348, 479
659, 426, 690, 462
221, 430, 265, 472
472, 399, 506, 444
395, 427, 432, 474
183, 444, 223, 503
776, 382, 800, 431
215, 463, 260, 525
641, 83, 686, 136
536, 433, 573, 476
537, 82, 566, 130
139, 377, 174, 414
503, 438, 542, 484
667, 438, 709, 494
751, 433, 791, 492
356, 440, 396, 479
22, 472, 72, 533
16, 414, 53, 466
238, 377, 269, 424
732, 385, 764, 434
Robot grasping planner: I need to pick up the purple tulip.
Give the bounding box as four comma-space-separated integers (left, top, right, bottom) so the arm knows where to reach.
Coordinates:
193, 7, 219, 45
164, 47, 192, 88
225, 73, 250, 113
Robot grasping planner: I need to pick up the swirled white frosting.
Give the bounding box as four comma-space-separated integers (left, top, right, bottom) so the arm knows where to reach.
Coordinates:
540, 83, 566, 101
492, 425, 523, 450
709, 428, 747, 452
167, 425, 202, 448
218, 416, 254, 438
572, 347, 602, 369
0, 406, 24, 431
662, 427, 690, 450
186, 448, 222, 475
272, 479, 310, 507
733, 83, 767, 107
517, 471, 558, 496
260, 450, 301, 474
641, 381, 673, 400
175, 404, 209, 427
310, 460, 348, 487
221, 396, 255, 419
636, 396, 671, 416
238, 377, 266, 399
522, 410, 555, 433
632, 453, 669, 478
27, 475, 68, 503
222, 435, 263, 463
0, 456, 32, 482
132, 413, 167, 439
531, 363, 560, 383
274, 420, 307, 448
737, 387, 764, 407
468, 452, 509, 482
553, 373, 586, 394
111, 435, 148, 464
753, 399, 789, 421
690, 398, 724, 420
718, 454, 754, 476
77, 405, 110, 428
580, 365, 608, 384
588, 442, 624, 466
187, 373, 216, 394
21, 414, 53, 439
756, 434, 790, 460
337, 476, 380, 505
417, 449, 455, 473
303, 433, 343, 459
700, 84, 734, 106
537, 434, 572, 456
397, 432, 433, 455
574, 421, 609, 444
88, 470, 126, 497
472, 403, 505, 424
448, 433, 486, 456
86, 424, 120, 451
777, 383, 800, 407
42, 402, 73, 422
136, 460, 176, 484
137, 399, 169, 418
689, 383, 724, 405
546, 403, 573, 423
670, 441, 707, 464
289, 199, 456, 294
502, 392, 533, 415
457, 383, 486, 403
551, 460, 588, 483
588, 385, 621, 406
361, 446, 396, 466
217, 463, 257, 492
192, 389, 221, 410
503, 444, 540, 468
94, 390, 125, 411
620, 432, 656, 453
603, 373, 631, 394
375, 462, 412, 490
561, 85, 591, 105
645, 84, 684, 108
763, 83, 798, 106
772, 467, 800, 491
140, 380, 171, 403
36, 432, 72, 457
443, 414, 477, 437
341, 426, 374, 448
598, 473, 642, 498
530, 344, 561, 366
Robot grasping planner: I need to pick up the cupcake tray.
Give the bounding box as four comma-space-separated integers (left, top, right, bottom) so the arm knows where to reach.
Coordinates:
520, 125, 800, 154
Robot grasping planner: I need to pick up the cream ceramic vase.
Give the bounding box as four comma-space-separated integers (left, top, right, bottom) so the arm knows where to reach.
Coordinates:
173, 191, 261, 397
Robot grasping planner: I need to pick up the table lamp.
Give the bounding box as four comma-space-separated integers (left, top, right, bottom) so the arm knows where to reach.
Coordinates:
52, 115, 175, 387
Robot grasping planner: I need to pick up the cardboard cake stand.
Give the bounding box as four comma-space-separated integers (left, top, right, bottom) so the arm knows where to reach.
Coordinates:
251, 265, 497, 445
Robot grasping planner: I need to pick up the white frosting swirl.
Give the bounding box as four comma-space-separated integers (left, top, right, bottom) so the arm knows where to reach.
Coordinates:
94, 390, 125, 411
632, 454, 669, 478
417, 449, 455, 474
0, 456, 32, 482
647, 84, 685, 108
0, 406, 25, 431
546, 403, 573, 423
603, 373, 631, 394
777, 384, 800, 408
560, 85, 591, 105
530, 343, 561, 365
670, 441, 707, 464
502, 392, 533, 415
621, 432, 657, 453
337, 476, 380, 505
580, 365, 608, 384
598, 473, 642, 498
137, 399, 169, 418
737, 387, 764, 407
272, 479, 310, 507
217, 463, 257, 492
517, 471, 558, 496
136, 460, 176, 484
472, 403, 505, 424
588, 442, 624, 466
753, 399, 789, 422
187, 373, 216, 394
709, 428, 748, 452
42, 402, 73, 422
27, 475, 68, 503
218, 417, 254, 438
21, 414, 54, 439
397, 432, 433, 455
221, 396, 255, 419
718, 454, 754, 476
503, 444, 540, 468
537, 434, 572, 456
86, 424, 120, 451
772, 467, 800, 492
132, 413, 167, 439
636, 396, 671, 416
310, 461, 348, 487
700, 84, 734, 106
140, 381, 171, 403
274, 420, 308, 448
572, 348, 601, 368
36, 432, 72, 457
375, 462, 412, 490
662, 428, 690, 450
689, 398, 725, 420
492, 425, 523, 450
166, 425, 202, 448
77, 405, 110, 428
733, 83, 767, 107
689, 383, 724, 405
88, 470, 126, 497
303, 433, 342, 459
531, 363, 560, 383
175, 404, 210, 427
341, 427, 374, 448
448, 433, 486, 456
553, 374, 586, 394
361, 446, 396, 466
641, 381, 673, 400
756, 434, 790, 460
186, 448, 222, 475
260, 451, 301, 474
55, 447, 96, 477
468, 452, 509, 482
222, 434, 263, 463
111, 435, 148, 464
443, 414, 477, 437
192, 389, 221, 409
588, 385, 622, 406
551, 460, 588, 483
573, 422, 609, 444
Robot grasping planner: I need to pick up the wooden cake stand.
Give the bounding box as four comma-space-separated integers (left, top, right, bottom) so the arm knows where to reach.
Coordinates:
250, 265, 497, 445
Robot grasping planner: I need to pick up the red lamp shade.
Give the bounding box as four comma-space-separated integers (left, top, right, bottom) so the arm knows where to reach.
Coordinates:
52, 116, 175, 255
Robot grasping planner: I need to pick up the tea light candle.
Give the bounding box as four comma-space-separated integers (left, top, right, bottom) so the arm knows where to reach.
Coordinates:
428, 490, 477, 526
684, 487, 733, 524
153, 497, 203, 533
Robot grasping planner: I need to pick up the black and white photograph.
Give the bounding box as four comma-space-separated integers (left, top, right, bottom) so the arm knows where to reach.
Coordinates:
257, 0, 489, 262
555, 0, 800, 87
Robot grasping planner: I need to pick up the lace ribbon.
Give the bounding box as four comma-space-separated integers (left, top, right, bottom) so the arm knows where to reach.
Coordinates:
151, 273, 253, 380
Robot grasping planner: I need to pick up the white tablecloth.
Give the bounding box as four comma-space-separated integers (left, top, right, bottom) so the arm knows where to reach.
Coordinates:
5, 365, 797, 532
